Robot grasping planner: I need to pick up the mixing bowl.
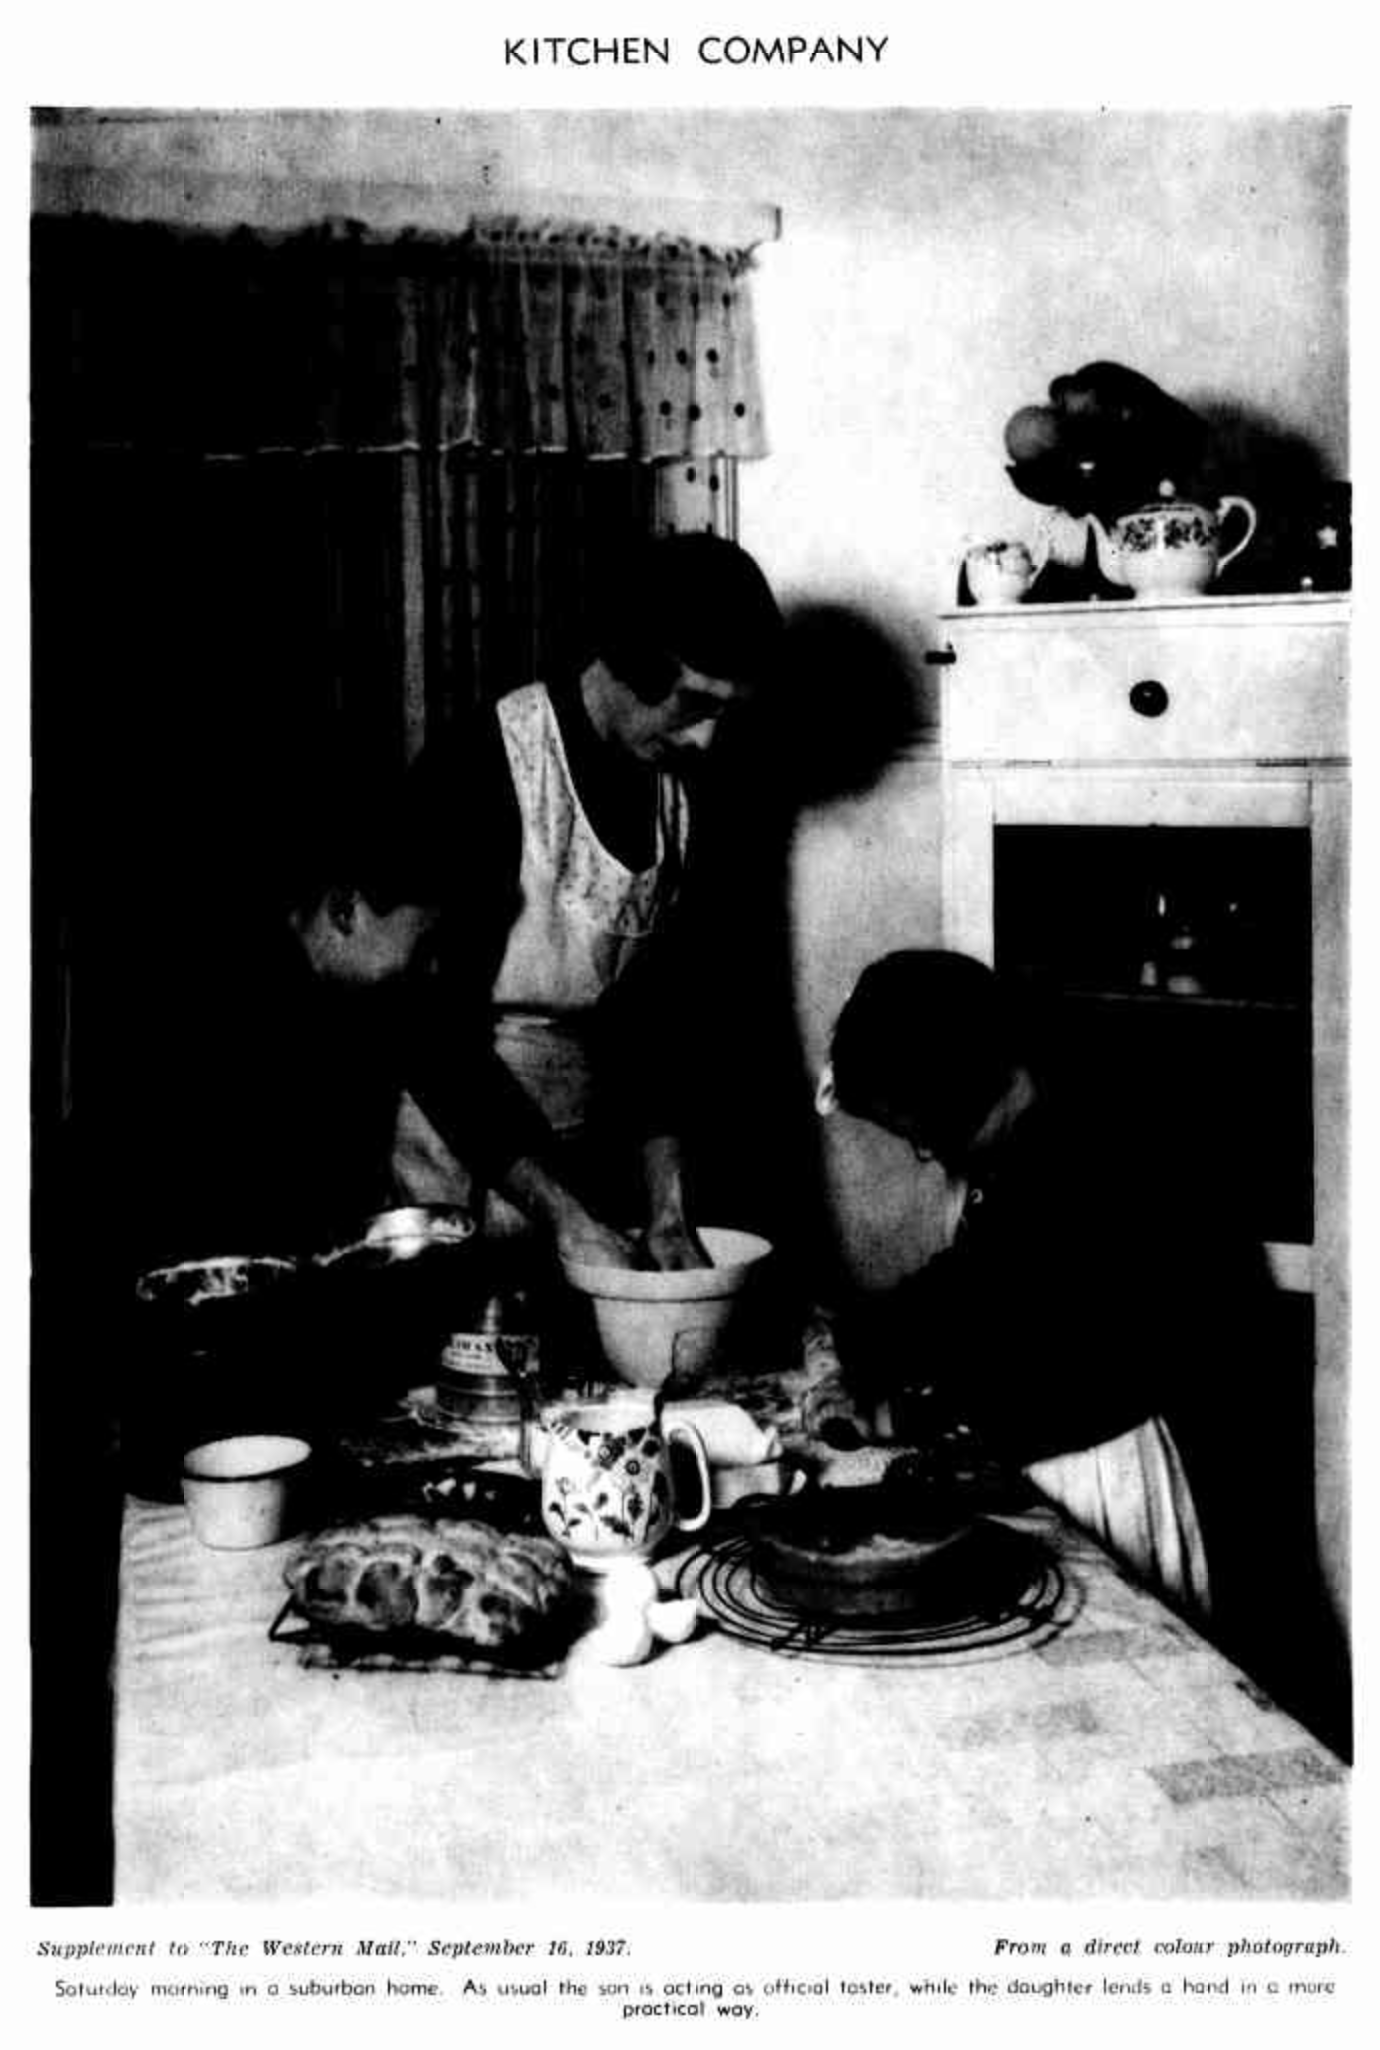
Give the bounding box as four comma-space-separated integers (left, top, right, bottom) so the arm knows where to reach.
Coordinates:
560, 1226, 772, 1391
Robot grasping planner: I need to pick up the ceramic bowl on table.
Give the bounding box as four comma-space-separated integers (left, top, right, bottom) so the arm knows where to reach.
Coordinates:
136, 1253, 299, 1312
559, 1226, 773, 1392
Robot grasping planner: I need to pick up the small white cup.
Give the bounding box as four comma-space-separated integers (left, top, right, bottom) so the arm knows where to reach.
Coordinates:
965, 540, 1042, 607
180, 1434, 313, 1550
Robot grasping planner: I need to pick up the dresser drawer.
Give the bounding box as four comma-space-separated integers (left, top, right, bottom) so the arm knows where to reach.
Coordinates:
940, 599, 1348, 764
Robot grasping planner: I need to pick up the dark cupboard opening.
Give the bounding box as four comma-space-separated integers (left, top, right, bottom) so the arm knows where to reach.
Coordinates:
994, 823, 1314, 1246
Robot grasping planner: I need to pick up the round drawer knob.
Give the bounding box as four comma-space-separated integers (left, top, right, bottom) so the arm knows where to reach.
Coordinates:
1129, 678, 1170, 718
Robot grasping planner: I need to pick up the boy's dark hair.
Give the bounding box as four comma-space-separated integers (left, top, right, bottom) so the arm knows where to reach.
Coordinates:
580, 531, 784, 702
263, 748, 433, 921
828, 950, 1025, 1171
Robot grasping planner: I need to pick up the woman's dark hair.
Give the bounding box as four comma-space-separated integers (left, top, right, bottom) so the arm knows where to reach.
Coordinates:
828, 950, 1026, 1170
581, 531, 783, 702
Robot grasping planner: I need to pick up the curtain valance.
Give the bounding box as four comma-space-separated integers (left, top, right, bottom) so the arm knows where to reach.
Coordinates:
455, 215, 766, 459
32, 212, 769, 462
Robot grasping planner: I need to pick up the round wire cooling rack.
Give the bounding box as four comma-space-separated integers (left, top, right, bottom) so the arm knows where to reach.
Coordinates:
670, 1519, 1079, 1666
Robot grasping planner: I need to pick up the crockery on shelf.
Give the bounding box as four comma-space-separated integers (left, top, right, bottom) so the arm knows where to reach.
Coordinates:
963, 535, 1048, 607
1086, 486, 1258, 598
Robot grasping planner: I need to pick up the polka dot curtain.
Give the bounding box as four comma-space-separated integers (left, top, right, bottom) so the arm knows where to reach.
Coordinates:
447, 217, 768, 463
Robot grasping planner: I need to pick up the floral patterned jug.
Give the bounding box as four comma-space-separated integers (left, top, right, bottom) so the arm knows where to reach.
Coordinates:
537, 1396, 711, 1573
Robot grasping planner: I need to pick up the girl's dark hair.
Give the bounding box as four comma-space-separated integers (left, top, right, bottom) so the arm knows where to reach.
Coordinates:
581, 532, 783, 702
828, 951, 1025, 1171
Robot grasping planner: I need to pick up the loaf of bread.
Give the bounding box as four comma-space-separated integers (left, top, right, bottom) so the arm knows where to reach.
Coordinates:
285, 1515, 574, 1653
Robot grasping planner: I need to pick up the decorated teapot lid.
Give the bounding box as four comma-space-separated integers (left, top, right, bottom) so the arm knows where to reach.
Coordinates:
1117, 479, 1217, 521
1146, 478, 1191, 508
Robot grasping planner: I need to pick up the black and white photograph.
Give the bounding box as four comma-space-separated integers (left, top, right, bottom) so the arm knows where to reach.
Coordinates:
21, 9, 1365, 2028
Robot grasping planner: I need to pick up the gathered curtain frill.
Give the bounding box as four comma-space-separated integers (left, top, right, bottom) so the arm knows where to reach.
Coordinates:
457, 215, 767, 460
32, 211, 768, 463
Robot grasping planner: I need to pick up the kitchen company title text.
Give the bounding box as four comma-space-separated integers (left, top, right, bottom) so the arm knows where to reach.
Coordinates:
503, 35, 890, 66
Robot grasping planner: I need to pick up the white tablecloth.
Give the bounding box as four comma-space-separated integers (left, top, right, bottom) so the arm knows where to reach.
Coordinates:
113, 1494, 1347, 1902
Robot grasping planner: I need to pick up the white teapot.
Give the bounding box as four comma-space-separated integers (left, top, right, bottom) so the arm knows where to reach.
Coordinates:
1087, 484, 1258, 599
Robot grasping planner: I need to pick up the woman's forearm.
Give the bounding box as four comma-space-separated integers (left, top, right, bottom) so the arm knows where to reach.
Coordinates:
639, 1134, 710, 1269
498, 1153, 637, 1267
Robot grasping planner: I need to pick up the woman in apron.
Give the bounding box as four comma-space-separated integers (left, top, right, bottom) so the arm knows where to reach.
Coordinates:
392, 533, 784, 1272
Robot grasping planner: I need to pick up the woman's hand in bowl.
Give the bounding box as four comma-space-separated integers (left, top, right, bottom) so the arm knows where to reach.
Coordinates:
639, 1216, 712, 1273
554, 1213, 641, 1272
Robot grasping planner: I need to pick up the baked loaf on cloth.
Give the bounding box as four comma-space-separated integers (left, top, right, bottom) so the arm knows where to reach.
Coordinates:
283, 1515, 575, 1658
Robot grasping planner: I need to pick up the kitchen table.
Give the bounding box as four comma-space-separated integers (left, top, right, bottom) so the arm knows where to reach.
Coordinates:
112, 1485, 1347, 1902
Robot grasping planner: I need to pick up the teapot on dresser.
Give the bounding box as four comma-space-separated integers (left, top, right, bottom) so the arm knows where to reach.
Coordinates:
1086, 482, 1258, 599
